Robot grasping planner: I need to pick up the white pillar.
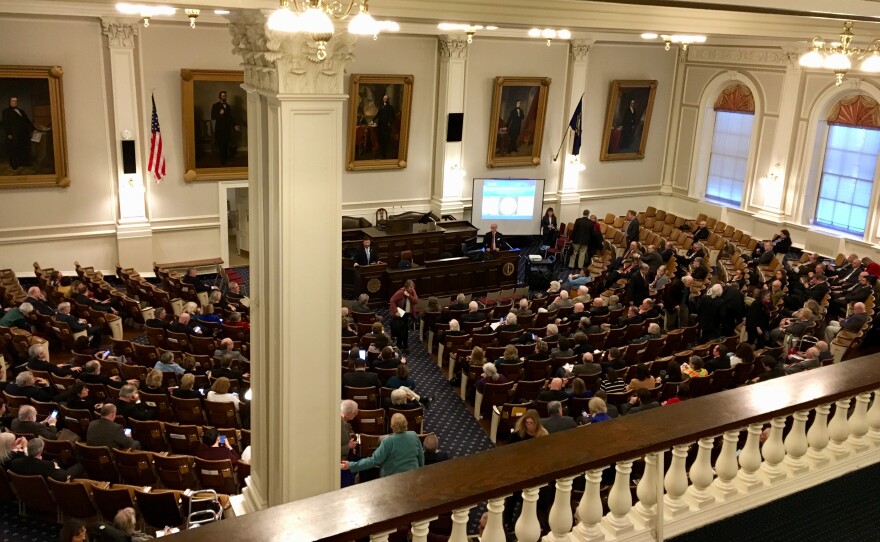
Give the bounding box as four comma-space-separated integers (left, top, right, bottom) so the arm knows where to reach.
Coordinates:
411, 516, 438, 542
735, 423, 763, 493
660, 48, 688, 195
602, 460, 634, 536
228, 12, 355, 509
630, 451, 661, 529
515, 485, 544, 542
570, 469, 606, 542
759, 417, 787, 484
769, 53, 803, 218
664, 444, 690, 517
806, 403, 832, 468
431, 35, 469, 218
712, 429, 740, 501
101, 19, 154, 270
482, 496, 510, 542
847, 392, 871, 453
544, 476, 574, 542
448, 506, 474, 542
867, 389, 880, 446
827, 398, 853, 460
556, 40, 593, 223
783, 410, 810, 476
686, 437, 716, 509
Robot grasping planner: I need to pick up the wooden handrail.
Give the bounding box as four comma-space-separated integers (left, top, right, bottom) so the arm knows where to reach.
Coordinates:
169, 356, 880, 541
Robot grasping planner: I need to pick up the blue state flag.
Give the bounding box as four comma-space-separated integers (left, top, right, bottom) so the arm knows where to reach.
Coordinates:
569, 98, 583, 156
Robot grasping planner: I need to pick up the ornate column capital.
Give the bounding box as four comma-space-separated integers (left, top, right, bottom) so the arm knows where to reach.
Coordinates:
101, 18, 139, 49
569, 39, 594, 62
227, 10, 356, 95
438, 35, 469, 60
782, 47, 803, 71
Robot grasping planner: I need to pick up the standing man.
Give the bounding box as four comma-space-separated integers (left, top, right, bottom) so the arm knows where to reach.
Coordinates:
620, 99, 638, 150
353, 238, 380, 266
507, 100, 524, 153
568, 210, 593, 269
211, 91, 240, 165
482, 223, 505, 252
376, 94, 396, 158
625, 210, 640, 246
2, 96, 36, 170
389, 280, 418, 352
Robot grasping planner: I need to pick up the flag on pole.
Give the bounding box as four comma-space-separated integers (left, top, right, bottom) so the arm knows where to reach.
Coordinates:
569, 97, 583, 156
148, 94, 166, 182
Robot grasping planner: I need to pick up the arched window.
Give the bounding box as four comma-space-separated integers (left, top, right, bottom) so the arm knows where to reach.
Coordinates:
814, 95, 880, 236
704, 84, 755, 207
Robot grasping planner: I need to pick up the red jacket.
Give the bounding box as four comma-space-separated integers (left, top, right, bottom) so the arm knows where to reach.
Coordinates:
389, 287, 419, 315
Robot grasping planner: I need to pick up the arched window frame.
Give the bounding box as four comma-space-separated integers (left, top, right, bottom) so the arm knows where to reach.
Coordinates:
690, 72, 762, 210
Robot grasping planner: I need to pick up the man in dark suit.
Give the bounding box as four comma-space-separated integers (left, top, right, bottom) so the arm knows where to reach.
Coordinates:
9, 438, 84, 481
170, 312, 203, 336
540, 401, 578, 433
571, 352, 602, 377
353, 239, 380, 266
145, 307, 171, 330
625, 210, 640, 246
5, 371, 53, 402
825, 301, 869, 343
211, 352, 250, 384
620, 389, 660, 415
677, 242, 706, 268
25, 286, 53, 315
26, 342, 80, 377
350, 294, 372, 313
72, 282, 117, 315
460, 301, 487, 324
507, 100, 524, 153
482, 223, 506, 252
703, 344, 731, 374
55, 301, 102, 348
376, 94, 396, 158
87, 404, 140, 450
342, 357, 381, 389
659, 241, 676, 265
2, 96, 36, 170
11, 405, 58, 440
568, 210, 594, 269
78, 360, 130, 389
113, 384, 156, 421
620, 99, 639, 149
627, 264, 650, 307
182, 267, 214, 294
691, 221, 710, 243
831, 274, 874, 316
211, 90, 240, 165
537, 378, 569, 402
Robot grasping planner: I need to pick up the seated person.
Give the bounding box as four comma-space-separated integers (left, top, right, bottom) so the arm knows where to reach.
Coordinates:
142, 369, 170, 396
113, 384, 157, 421
11, 405, 58, 440
547, 290, 574, 312
196, 427, 240, 462
649, 265, 670, 293
525, 339, 551, 361
386, 364, 416, 390
460, 301, 487, 323
562, 268, 592, 291
631, 322, 663, 345
626, 363, 656, 391
608, 306, 643, 330
196, 303, 222, 324
169, 312, 204, 336
207, 377, 242, 412
226, 311, 251, 332
172, 373, 205, 400
383, 387, 421, 410
482, 223, 506, 252
784, 346, 821, 374
571, 285, 591, 305
0, 301, 33, 330
601, 347, 625, 371
549, 336, 574, 359
72, 282, 119, 315
537, 377, 568, 402
350, 293, 372, 313
495, 312, 521, 333
145, 306, 171, 330
422, 433, 449, 464
704, 344, 731, 374
680, 356, 708, 378
26, 343, 80, 377
541, 400, 578, 433
78, 360, 132, 389
9, 437, 84, 482
343, 354, 381, 389
449, 293, 469, 312
154, 352, 186, 376
581, 397, 612, 424
600, 366, 627, 394
213, 337, 249, 363
566, 377, 593, 400
55, 301, 101, 348
620, 388, 661, 415
5, 371, 54, 403
476, 362, 508, 393
372, 346, 404, 370
86, 404, 139, 450
212, 353, 250, 384
495, 344, 521, 366
182, 267, 216, 293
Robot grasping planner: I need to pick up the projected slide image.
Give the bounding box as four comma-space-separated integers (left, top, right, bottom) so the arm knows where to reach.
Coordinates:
481, 180, 536, 220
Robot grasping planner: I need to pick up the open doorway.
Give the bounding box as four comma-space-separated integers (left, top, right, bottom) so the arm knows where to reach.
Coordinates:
219, 181, 249, 268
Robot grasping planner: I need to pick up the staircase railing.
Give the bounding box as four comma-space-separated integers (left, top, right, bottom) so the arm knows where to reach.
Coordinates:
171, 355, 880, 542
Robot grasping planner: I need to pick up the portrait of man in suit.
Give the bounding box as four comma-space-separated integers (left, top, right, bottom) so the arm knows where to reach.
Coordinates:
0, 76, 55, 177
192, 79, 248, 170
601, 80, 657, 161
211, 90, 241, 166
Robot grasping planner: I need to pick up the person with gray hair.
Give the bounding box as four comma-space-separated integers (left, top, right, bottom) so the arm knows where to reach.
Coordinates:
87, 403, 139, 450
541, 400, 577, 433
450, 293, 469, 311
697, 283, 727, 341
461, 300, 487, 323
572, 285, 591, 304
11, 404, 58, 440
55, 301, 103, 348
476, 362, 508, 393
513, 297, 533, 318
213, 336, 250, 364
114, 507, 152, 542
26, 341, 81, 377
496, 312, 520, 333
6, 370, 53, 402
351, 293, 372, 314
342, 413, 424, 478
383, 388, 421, 410
8, 437, 84, 481
548, 289, 573, 312
785, 346, 822, 374
113, 384, 156, 421
0, 301, 33, 330
340, 399, 359, 486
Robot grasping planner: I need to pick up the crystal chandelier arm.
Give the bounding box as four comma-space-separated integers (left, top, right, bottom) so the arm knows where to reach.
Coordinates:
325, 0, 359, 20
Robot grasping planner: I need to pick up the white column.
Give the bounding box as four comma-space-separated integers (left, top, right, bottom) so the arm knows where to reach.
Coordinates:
759, 417, 787, 484
448, 506, 474, 542
686, 437, 716, 509
827, 398, 853, 460
544, 476, 575, 542
411, 517, 438, 542
601, 460, 634, 536
659, 48, 688, 195
556, 40, 593, 223
711, 429, 740, 501
847, 392, 871, 453
664, 444, 690, 517
515, 485, 543, 542
769, 53, 803, 218
482, 496, 510, 542
228, 12, 355, 509
806, 403, 832, 468
430, 35, 469, 218
783, 410, 810, 476
370, 531, 395, 542
735, 423, 763, 493
867, 390, 880, 446
630, 451, 661, 529
570, 469, 606, 542
101, 19, 154, 271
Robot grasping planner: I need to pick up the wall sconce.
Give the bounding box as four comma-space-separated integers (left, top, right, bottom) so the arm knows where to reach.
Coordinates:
759, 163, 783, 210
528, 28, 571, 46
185, 9, 200, 28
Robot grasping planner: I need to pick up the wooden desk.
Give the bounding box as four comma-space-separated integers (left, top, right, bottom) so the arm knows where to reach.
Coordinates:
383, 251, 519, 301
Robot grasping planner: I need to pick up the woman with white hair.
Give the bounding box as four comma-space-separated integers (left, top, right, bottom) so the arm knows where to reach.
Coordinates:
476, 362, 508, 393
342, 413, 424, 478
113, 507, 152, 541
0, 433, 26, 469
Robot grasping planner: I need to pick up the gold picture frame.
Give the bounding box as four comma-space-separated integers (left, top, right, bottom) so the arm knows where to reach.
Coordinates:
487, 76, 551, 168
600, 80, 658, 161
346, 74, 414, 171
181, 69, 247, 182
0, 65, 69, 188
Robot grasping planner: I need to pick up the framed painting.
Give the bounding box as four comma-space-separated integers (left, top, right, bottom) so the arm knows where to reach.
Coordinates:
346, 74, 414, 171
0, 65, 69, 188
181, 69, 247, 181
600, 80, 657, 161
487, 76, 551, 168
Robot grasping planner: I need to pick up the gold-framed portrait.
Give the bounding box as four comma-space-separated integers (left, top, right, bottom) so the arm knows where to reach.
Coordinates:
487, 76, 551, 168
600, 80, 658, 161
0, 65, 69, 188
181, 69, 247, 181
346, 74, 413, 171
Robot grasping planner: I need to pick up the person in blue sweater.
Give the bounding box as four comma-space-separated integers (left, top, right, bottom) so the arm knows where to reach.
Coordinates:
342, 413, 424, 478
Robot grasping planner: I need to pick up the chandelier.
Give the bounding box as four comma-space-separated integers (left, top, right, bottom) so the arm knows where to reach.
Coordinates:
799, 21, 880, 85
641, 32, 706, 51
267, 0, 399, 61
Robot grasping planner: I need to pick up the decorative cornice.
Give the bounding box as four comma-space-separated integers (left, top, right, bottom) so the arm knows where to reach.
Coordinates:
569, 39, 594, 62
101, 18, 139, 49
227, 10, 356, 95
438, 34, 469, 60
687, 46, 789, 67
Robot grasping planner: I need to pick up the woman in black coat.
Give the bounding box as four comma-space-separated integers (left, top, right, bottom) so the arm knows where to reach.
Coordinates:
540, 208, 559, 247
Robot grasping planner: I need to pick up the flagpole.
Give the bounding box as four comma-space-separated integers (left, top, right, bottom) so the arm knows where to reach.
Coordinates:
553, 92, 585, 162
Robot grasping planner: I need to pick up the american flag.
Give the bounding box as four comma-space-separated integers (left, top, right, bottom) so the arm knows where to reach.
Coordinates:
148, 94, 166, 182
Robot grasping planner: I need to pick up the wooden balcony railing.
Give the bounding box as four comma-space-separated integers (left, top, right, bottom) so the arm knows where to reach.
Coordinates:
171, 355, 880, 541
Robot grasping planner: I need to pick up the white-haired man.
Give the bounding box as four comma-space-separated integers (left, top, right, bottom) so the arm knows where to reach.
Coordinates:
460, 301, 487, 323
0, 301, 33, 330
340, 399, 359, 487
55, 301, 102, 347
11, 405, 57, 440
25, 286, 54, 316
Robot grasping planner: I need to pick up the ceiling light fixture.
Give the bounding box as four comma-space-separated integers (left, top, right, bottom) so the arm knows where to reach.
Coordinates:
185, 9, 199, 29
528, 28, 571, 46
214, 9, 230, 15
800, 21, 880, 85
268, 0, 398, 61
641, 32, 706, 51
116, 3, 176, 27
438, 23, 489, 44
